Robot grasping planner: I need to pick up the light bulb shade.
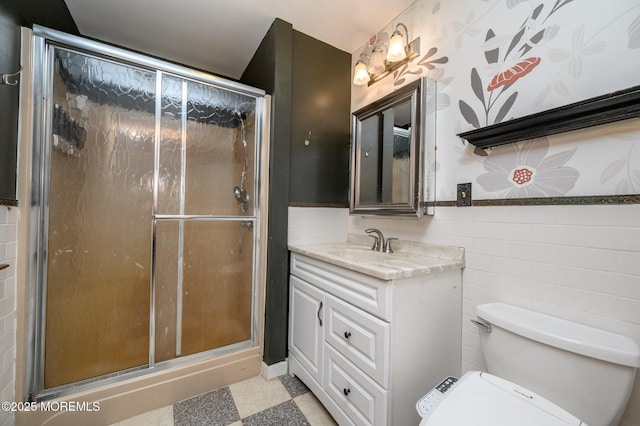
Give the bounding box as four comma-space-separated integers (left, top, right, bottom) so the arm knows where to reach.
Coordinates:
353, 60, 370, 85
368, 48, 386, 75
387, 31, 407, 62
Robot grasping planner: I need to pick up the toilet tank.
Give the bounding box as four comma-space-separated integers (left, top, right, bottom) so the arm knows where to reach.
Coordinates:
475, 303, 640, 426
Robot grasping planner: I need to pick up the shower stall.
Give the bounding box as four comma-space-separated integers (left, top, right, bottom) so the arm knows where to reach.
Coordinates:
21, 26, 269, 407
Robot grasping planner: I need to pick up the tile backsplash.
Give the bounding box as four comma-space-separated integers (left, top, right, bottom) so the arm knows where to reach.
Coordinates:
0, 206, 16, 426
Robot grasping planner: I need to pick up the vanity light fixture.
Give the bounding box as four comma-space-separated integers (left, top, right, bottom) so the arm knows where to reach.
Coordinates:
352, 22, 420, 87
387, 23, 409, 62
353, 53, 371, 85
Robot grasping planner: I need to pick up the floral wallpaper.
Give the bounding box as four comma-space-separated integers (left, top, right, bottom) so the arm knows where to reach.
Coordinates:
352, 0, 640, 200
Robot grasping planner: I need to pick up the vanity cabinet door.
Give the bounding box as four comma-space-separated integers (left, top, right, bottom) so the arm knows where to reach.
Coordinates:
289, 276, 325, 385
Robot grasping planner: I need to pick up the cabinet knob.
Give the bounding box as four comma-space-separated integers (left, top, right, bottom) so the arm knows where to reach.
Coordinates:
343, 387, 351, 396
344, 331, 351, 339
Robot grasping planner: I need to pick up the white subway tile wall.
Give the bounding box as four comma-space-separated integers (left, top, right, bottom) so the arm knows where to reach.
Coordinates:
0, 206, 16, 426
343, 203, 640, 424
287, 207, 349, 246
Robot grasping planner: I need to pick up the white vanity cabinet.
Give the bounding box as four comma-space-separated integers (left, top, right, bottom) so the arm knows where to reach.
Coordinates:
288, 251, 463, 426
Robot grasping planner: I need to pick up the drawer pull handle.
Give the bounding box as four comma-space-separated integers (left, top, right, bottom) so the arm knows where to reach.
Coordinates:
317, 301, 323, 327
344, 331, 351, 339
343, 387, 351, 396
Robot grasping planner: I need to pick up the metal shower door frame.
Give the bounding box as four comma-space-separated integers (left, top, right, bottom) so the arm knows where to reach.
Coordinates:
25, 25, 268, 402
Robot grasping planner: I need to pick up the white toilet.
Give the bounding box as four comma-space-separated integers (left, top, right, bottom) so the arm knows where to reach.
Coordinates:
417, 303, 640, 426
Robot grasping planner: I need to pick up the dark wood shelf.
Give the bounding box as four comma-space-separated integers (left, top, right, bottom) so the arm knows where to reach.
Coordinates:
0, 264, 9, 271
458, 85, 640, 149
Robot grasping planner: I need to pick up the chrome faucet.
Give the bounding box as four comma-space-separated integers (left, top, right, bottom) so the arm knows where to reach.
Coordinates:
365, 228, 398, 253
365, 228, 384, 251
365, 228, 388, 252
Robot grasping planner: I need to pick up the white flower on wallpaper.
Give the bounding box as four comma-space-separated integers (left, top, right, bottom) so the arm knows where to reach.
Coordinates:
536, 7, 640, 106
548, 25, 607, 79
476, 138, 579, 197
452, 12, 482, 49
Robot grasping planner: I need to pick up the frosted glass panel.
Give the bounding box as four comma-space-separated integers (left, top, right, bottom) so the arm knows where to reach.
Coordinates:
44, 50, 155, 388
157, 78, 257, 216
155, 220, 254, 362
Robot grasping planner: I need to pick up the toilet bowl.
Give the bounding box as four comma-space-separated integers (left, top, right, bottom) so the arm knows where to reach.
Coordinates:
417, 303, 640, 426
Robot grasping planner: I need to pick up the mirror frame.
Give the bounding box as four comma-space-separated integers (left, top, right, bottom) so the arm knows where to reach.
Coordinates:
350, 77, 436, 217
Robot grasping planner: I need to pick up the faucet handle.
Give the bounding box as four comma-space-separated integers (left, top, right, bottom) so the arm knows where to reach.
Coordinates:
384, 238, 398, 253
367, 235, 380, 251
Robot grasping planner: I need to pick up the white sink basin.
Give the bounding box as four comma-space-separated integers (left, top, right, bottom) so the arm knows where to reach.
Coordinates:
289, 237, 465, 280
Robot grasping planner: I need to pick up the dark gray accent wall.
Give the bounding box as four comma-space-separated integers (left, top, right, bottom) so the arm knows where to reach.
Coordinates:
0, 4, 20, 203
241, 20, 351, 366
241, 18, 293, 366
0, 0, 79, 204
290, 31, 350, 206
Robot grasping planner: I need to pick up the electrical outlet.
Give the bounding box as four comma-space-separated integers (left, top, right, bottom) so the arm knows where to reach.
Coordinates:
457, 183, 471, 207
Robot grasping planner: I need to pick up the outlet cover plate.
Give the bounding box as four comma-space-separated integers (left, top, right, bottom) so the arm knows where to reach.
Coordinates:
457, 183, 472, 207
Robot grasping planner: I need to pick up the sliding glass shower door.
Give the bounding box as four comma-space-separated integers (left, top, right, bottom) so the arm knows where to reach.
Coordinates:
30, 29, 265, 398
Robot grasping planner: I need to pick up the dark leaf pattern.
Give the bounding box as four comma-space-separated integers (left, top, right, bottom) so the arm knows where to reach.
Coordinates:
484, 30, 499, 63
532, 4, 545, 20
459, 100, 480, 128
493, 92, 518, 123
505, 27, 526, 59
471, 68, 485, 104
530, 29, 545, 45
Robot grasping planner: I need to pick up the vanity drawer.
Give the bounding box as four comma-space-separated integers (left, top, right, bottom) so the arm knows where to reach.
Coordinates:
324, 345, 388, 426
290, 253, 392, 321
325, 294, 390, 388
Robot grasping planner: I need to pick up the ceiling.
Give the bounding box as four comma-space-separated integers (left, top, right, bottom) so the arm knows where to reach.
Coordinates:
63, 0, 415, 80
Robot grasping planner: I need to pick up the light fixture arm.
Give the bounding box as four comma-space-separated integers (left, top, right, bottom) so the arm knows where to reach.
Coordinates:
393, 23, 409, 44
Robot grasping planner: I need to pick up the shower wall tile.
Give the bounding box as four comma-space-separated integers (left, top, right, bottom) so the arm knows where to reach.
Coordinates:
0, 206, 16, 426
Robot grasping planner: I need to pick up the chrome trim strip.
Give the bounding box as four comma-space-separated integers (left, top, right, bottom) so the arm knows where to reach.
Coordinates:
175, 80, 188, 357
149, 71, 163, 368
31, 25, 265, 98
153, 215, 258, 221
24, 30, 45, 402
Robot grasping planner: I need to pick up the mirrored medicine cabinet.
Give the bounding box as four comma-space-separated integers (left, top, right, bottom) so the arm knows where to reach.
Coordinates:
350, 77, 436, 217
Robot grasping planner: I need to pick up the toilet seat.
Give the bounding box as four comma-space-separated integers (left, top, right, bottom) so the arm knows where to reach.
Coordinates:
419, 371, 585, 426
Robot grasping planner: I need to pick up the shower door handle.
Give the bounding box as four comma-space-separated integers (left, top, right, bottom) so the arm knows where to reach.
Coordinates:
317, 301, 323, 327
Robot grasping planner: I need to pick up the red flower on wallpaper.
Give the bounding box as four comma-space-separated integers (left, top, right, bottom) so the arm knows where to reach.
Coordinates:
487, 57, 541, 91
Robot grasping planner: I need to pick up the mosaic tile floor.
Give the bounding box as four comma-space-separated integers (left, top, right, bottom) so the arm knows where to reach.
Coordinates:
110, 374, 338, 426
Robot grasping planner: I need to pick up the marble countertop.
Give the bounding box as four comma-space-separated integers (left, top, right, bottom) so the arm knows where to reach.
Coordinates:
289, 234, 465, 280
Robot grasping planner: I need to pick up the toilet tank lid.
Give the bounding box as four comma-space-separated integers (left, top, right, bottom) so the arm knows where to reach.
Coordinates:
477, 303, 640, 368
